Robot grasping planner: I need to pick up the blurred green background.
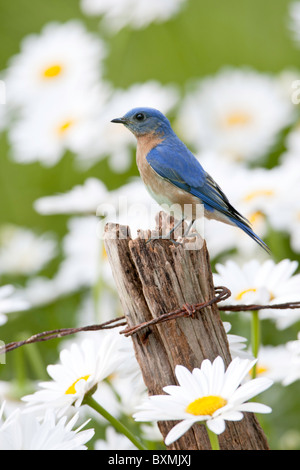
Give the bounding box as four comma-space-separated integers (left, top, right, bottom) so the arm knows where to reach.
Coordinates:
0, 0, 300, 450
1, 0, 299, 232
1, 0, 298, 230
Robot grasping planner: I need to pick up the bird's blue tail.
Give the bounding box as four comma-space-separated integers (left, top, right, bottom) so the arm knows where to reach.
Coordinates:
229, 216, 270, 254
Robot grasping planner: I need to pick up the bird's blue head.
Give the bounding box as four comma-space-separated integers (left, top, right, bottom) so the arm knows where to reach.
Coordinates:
111, 107, 173, 137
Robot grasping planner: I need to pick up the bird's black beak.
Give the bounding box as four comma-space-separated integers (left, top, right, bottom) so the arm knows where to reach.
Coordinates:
111, 117, 126, 124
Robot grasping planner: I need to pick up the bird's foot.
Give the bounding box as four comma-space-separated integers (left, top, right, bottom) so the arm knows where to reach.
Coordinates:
176, 232, 204, 250
146, 235, 183, 247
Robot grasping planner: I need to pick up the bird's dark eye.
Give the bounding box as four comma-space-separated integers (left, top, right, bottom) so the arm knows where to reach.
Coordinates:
135, 113, 145, 121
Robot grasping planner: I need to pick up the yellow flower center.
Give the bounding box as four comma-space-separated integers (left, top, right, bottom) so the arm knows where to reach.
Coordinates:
243, 189, 274, 203
235, 288, 257, 301
185, 395, 227, 416
223, 111, 252, 127
65, 375, 90, 395
57, 119, 74, 136
235, 288, 275, 301
250, 364, 269, 377
42, 64, 63, 79
248, 211, 265, 225
102, 244, 107, 259
257, 365, 269, 375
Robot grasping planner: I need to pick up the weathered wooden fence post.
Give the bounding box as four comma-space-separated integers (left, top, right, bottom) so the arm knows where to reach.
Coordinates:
103, 214, 269, 450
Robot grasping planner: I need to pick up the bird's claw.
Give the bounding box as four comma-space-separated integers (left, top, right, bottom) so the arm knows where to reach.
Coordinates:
146, 236, 183, 247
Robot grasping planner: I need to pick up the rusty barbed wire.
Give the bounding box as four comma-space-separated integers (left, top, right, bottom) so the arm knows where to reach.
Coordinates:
1, 286, 300, 356
0, 316, 127, 355
120, 285, 231, 336
218, 301, 300, 312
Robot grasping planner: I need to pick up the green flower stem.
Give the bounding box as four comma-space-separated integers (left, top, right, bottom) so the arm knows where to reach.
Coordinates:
205, 424, 220, 450
84, 395, 147, 450
24, 340, 48, 381
251, 310, 260, 379
92, 275, 103, 318
14, 340, 26, 391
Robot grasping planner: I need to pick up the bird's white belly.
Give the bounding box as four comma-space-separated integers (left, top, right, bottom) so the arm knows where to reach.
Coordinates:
145, 175, 234, 226
145, 183, 187, 220
136, 143, 234, 226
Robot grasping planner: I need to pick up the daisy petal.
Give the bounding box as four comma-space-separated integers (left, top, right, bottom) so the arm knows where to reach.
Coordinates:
165, 419, 196, 446
207, 417, 226, 435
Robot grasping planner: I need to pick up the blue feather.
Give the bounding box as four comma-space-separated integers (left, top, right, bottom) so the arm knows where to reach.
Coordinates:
146, 137, 270, 253
111, 106, 269, 253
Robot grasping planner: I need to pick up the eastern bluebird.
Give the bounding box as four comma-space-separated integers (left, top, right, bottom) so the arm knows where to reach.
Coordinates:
111, 107, 269, 252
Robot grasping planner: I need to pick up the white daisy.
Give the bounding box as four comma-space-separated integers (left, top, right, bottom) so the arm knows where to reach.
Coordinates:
100, 179, 160, 238
15, 216, 108, 307
22, 330, 124, 415
0, 381, 25, 413
80, 0, 188, 32
0, 404, 94, 450
254, 345, 296, 384
34, 178, 109, 216
213, 259, 300, 322
57, 216, 102, 290
14, 276, 67, 309
34, 177, 159, 239
217, 163, 293, 232
8, 85, 109, 166
177, 68, 293, 163
107, 369, 147, 418
276, 308, 300, 330
9, 79, 177, 169
0, 285, 30, 325
0, 80, 7, 131
45, 215, 103, 296
266, 152, 300, 254
0, 225, 56, 276
282, 332, 300, 385
5, 20, 106, 107
235, 165, 297, 240
140, 422, 163, 443
223, 322, 253, 360
133, 356, 272, 445
0, 76, 5, 105
82, 330, 146, 419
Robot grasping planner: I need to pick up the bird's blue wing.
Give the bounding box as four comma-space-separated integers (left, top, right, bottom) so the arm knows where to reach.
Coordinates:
146, 139, 270, 253
146, 139, 238, 217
